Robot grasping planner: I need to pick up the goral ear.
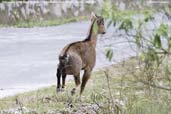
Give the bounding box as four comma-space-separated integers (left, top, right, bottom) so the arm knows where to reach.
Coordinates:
90, 12, 97, 21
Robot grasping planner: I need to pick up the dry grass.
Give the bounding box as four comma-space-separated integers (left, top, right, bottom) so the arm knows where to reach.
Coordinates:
0, 57, 171, 114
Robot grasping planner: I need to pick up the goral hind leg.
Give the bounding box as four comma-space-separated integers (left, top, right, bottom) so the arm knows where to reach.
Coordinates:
61, 70, 66, 92
56, 67, 61, 92
71, 73, 80, 96
80, 69, 91, 95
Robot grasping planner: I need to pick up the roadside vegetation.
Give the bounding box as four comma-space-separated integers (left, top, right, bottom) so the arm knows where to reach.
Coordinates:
0, 57, 171, 114
0, 16, 87, 28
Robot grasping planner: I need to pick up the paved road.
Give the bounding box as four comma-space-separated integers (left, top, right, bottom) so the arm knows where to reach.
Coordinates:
0, 21, 135, 98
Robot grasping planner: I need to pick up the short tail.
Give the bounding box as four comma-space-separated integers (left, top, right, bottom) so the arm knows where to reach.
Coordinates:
58, 54, 69, 68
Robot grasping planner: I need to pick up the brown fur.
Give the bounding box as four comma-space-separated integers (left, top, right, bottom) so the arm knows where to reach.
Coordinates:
56, 13, 105, 95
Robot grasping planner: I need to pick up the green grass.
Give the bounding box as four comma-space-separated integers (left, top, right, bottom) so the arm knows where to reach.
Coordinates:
0, 58, 171, 114
0, 16, 87, 28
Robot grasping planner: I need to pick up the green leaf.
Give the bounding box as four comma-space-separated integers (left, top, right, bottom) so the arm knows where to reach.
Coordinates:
157, 24, 168, 37
144, 10, 154, 22
164, 6, 171, 19
167, 37, 171, 51
153, 34, 162, 49
119, 18, 133, 32
145, 47, 159, 65
105, 48, 113, 61
135, 32, 142, 48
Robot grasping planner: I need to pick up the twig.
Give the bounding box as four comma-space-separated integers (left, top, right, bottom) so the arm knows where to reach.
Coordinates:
139, 79, 171, 91
104, 69, 115, 114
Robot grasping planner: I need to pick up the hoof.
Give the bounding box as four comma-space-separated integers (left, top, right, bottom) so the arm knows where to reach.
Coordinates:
56, 88, 61, 93
71, 88, 76, 96
78, 96, 82, 102
77, 95, 84, 102
61, 88, 65, 92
